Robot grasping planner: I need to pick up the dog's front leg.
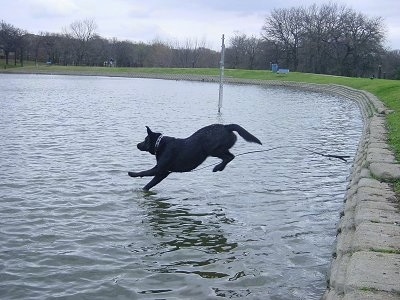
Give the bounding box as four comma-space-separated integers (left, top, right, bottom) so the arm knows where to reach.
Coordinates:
128, 165, 159, 178
143, 172, 170, 191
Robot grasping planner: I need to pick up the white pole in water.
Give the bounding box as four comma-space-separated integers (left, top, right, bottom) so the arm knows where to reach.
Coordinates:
218, 34, 225, 113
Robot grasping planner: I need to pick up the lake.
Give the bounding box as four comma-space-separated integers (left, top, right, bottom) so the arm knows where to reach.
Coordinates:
0, 74, 363, 299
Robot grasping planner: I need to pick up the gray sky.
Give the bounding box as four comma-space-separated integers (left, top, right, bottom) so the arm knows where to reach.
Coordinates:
2, 0, 400, 50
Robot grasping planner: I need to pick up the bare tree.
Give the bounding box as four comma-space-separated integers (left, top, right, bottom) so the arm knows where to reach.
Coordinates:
63, 19, 98, 65
227, 33, 247, 68
245, 35, 261, 70
112, 40, 149, 67
227, 33, 266, 69
262, 3, 385, 76
262, 7, 305, 70
382, 50, 400, 79
37, 32, 62, 64
146, 39, 173, 67
0, 21, 26, 66
195, 47, 219, 68
302, 4, 333, 73
172, 38, 207, 68
338, 10, 385, 76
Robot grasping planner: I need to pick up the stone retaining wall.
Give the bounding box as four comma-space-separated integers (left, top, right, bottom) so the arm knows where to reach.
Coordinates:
316, 87, 400, 299
221, 78, 400, 299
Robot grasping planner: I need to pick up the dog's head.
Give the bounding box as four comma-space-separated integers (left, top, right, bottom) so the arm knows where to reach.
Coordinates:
137, 126, 162, 155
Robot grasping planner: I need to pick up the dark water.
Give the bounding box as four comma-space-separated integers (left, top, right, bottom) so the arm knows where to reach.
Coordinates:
0, 74, 362, 299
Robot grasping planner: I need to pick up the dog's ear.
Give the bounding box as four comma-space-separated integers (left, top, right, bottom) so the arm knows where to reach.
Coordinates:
146, 126, 153, 135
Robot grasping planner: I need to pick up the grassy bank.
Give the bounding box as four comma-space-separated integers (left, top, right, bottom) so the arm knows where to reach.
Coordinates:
2, 64, 400, 162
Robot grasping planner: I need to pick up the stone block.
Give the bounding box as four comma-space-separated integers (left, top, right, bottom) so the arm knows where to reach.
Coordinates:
358, 178, 390, 189
339, 211, 355, 230
345, 251, 400, 293
356, 186, 396, 204
336, 230, 355, 255
344, 290, 400, 300
369, 162, 400, 180
367, 148, 396, 163
352, 223, 400, 251
330, 254, 351, 294
322, 289, 344, 300
354, 201, 399, 226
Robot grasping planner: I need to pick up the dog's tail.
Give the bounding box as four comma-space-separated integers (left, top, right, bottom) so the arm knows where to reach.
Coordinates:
225, 124, 262, 145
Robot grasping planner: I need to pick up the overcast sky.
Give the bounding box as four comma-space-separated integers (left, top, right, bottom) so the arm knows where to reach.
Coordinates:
2, 0, 400, 50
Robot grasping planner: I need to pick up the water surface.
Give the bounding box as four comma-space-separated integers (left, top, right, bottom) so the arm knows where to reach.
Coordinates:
0, 74, 363, 299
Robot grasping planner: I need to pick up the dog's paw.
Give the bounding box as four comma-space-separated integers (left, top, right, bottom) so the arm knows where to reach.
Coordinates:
142, 189, 157, 196
213, 164, 224, 172
128, 171, 138, 177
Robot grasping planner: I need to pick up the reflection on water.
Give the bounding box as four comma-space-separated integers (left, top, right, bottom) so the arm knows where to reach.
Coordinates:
147, 199, 237, 253
0, 74, 363, 299
130, 193, 257, 298
142, 197, 237, 279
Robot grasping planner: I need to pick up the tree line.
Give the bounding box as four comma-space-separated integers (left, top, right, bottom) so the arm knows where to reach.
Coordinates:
1, 3, 399, 79
0, 19, 220, 69
229, 3, 399, 79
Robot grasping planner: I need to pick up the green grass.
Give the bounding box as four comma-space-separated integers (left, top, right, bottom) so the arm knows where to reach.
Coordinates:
2, 63, 400, 161
370, 248, 400, 254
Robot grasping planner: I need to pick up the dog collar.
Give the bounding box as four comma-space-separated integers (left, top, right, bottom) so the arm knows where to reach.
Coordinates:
154, 134, 163, 155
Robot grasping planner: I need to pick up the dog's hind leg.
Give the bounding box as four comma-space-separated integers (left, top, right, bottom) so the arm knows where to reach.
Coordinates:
213, 151, 235, 172
143, 172, 170, 191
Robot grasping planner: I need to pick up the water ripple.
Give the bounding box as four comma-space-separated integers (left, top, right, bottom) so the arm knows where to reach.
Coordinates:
0, 74, 362, 299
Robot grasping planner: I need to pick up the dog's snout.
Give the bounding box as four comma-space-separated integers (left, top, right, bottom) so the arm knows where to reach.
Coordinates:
137, 142, 145, 151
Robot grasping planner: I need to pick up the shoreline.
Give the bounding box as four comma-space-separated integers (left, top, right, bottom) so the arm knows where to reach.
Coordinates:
2, 70, 399, 299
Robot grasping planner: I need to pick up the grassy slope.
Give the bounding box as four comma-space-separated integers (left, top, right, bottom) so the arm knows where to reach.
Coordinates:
2, 64, 400, 161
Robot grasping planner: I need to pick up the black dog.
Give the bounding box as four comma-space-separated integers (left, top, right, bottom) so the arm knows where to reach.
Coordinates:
128, 124, 262, 191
